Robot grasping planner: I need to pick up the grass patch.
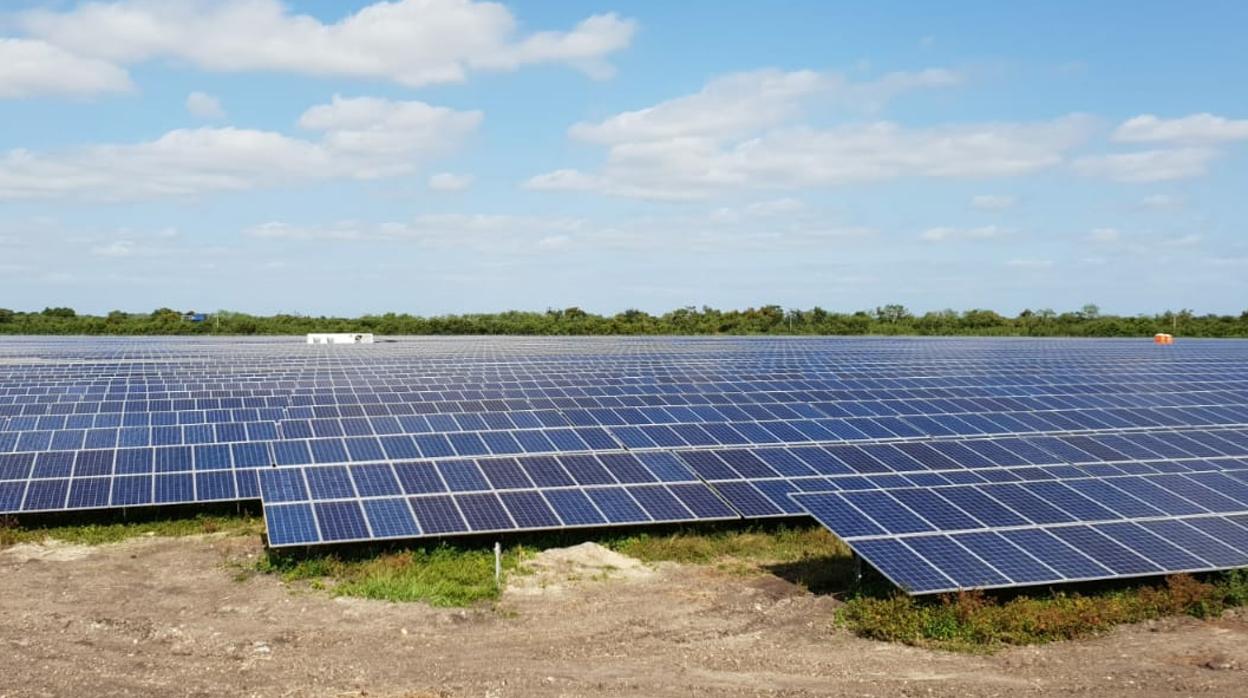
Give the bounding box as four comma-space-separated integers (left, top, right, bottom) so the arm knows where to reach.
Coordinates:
606, 524, 848, 564
0, 512, 263, 547
838, 570, 1248, 653
252, 523, 853, 606
256, 544, 527, 607
603, 523, 857, 592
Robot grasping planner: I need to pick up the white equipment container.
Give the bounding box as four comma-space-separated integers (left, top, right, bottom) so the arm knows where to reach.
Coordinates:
306, 333, 374, 344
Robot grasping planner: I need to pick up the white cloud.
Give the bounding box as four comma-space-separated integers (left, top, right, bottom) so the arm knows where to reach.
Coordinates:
1139, 194, 1185, 210
427, 172, 474, 191
0, 38, 133, 98
186, 91, 225, 119
743, 198, 805, 216
1088, 227, 1121, 243
1073, 148, 1217, 182
1084, 114, 1248, 184
1161, 233, 1202, 247
247, 214, 587, 253
528, 68, 1090, 200
708, 201, 806, 224
567, 68, 959, 144
90, 240, 137, 257
245, 208, 877, 254
0, 95, 481, 200
1113, 113, 1248, 144
536, 235, 572, 250
920, 225, 1008, 242
969, 194, 1017, 210
1073, 228, 1209, 258
85, 227, 187, 257
20, 0, 635, 87
567, 69, 826, 145
247, 221, 366, 242
1005, 258, 1054, 269
531, 118, 1091, 200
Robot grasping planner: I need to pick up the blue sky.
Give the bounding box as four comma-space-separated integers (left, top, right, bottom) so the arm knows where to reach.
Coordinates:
1, 0, 1246, 316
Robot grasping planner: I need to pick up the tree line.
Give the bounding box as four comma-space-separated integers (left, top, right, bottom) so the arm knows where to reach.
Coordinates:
1, 304, 1246, 337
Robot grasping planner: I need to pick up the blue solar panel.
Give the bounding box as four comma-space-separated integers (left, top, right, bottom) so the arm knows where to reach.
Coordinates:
0, 480, 24, 510
851, 538, 953, 592
235, 469, 260, 499
951, 531, 1058, 584
350, 463, 402, 497
1048, 526, 1161, 575
752, 478, 806, 514
904, 535, 1010, 587
361, 497, 420, 537
111, 475, 152, 506
7, 335, 1248, 594
409, 495, 468, 534
266, 503, 319, 545
315, 500, 370, 541
67, 477, 110, 509
586, 487, 650, 523
1094, 522, 1208, 570
669, 483, 738, 518
195, 470, 236, 501
304, 465, 355, 499
477, 458, 533, 489
394, 462, 445, 494
517, 456, 574, 487
543, 489, 605, 525
155, 473, 193, 504
499, 490, 562, 528
259, 468, 308, 503
456, 493, 515, 531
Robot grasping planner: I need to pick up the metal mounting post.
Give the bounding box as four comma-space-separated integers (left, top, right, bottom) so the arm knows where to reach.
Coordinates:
494, 541, 502, 587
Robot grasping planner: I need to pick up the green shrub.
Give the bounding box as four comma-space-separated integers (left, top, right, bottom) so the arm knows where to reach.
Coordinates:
838, 573, 1246, 652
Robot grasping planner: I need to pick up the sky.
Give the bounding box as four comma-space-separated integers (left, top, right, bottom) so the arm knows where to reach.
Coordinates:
1, 0, 1246, 317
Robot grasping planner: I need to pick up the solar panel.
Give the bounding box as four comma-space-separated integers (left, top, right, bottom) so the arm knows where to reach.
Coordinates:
256, 453, 738, 546
792, 468, 1248, 593
3, 335, 1248, 594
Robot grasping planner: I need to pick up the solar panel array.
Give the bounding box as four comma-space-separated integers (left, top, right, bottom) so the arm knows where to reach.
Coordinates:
2, 335, 1247, 594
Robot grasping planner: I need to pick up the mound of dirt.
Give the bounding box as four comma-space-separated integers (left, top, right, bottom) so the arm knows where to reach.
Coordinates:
507, 542, 656, 596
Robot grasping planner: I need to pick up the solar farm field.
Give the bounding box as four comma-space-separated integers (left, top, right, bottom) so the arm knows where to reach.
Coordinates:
4, 335, 1248, 695
4, 335, 1248, 594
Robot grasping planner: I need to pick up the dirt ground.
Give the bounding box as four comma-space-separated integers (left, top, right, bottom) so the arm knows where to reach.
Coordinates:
1, 535, 1246, 697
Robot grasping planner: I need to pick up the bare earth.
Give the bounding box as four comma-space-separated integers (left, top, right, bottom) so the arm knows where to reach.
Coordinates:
1, 535, 1246, 697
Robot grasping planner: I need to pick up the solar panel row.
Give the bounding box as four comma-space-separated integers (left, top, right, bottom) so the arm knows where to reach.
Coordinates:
796, 498, 1248, 594
4, 336, 1248, 595
4, 425, 1246, 514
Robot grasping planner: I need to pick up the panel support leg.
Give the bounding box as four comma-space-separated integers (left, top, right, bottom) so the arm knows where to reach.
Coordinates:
494, 541, 502, 588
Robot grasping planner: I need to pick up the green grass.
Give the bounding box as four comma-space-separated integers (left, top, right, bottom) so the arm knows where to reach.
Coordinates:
606, 524, 848, 564
255, 545, 528, 607
838, 570, 1248, 653
251, 524, 852, 607
0, 512, 264, 547
602, 524, 858, 592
